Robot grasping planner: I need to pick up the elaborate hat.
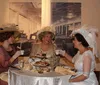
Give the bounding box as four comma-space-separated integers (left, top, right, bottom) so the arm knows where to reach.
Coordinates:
71, 25, 98, 57
0, 23, 21, 38
0, 23, 19, 32
37, 26, 55, 41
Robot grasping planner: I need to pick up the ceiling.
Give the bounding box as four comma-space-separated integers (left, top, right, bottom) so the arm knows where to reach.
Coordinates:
9, 1, 41, 22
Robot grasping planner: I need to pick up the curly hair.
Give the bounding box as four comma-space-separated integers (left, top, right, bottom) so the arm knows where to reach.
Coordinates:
0, 31, 14, 42
38, 31, 55, 41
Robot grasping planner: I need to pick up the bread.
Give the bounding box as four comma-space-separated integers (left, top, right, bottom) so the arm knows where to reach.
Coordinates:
55, 66, 76, 75
31, 69, 38, 73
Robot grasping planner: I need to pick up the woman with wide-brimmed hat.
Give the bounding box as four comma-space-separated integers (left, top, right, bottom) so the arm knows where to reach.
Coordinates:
30, 26, 59, 70
0, 23, 23, 85
57, 26, 98, 85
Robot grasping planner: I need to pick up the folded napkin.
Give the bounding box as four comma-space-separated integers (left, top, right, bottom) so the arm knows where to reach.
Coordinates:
0, 72, 8, 82
55, 66, 76, 75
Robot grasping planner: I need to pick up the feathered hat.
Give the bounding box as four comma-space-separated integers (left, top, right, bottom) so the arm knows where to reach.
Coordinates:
71, 25, 98, 57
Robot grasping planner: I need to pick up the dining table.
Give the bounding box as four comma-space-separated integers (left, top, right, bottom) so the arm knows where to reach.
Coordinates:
8, 67, 72, 85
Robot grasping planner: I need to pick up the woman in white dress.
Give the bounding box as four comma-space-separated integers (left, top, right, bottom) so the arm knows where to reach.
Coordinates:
58, 28, 98, 85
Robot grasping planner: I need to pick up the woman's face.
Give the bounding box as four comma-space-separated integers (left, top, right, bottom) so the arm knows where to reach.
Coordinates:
8, 35, 15, 44
72, 37, 81, 49
42, 33, 52, 44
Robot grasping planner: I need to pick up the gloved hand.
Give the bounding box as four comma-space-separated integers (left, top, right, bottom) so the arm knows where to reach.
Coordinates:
59, 50, 66, 56
55, 50, 65, 56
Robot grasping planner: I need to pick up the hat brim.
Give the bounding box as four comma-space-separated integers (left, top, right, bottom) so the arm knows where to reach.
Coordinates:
0, 28, 21, 39
38, 31, 55, 41
71, 29, 93, 48
0, 23, 19, 33
37, 26, 55, 41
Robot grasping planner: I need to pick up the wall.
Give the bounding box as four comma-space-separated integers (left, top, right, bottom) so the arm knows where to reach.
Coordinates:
0, 0, 9, 26
82, 0, 100, 29
82, 0, 100, 57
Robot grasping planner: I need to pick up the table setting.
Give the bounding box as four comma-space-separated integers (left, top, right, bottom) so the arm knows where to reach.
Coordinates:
8, 50, 76, 85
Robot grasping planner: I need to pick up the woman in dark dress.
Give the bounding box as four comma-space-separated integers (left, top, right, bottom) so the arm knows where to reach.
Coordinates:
0, 24, 22, 85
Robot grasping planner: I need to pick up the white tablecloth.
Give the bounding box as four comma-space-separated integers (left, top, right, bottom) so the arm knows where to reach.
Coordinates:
8, 68, 71, 85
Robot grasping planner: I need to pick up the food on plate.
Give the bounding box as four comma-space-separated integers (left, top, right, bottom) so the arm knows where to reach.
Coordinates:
37, 55, 46, 59
34, 61, 49, 67
42, 67, 50, 73
22, 63, 33, 70
36, 67, 50, 73
31, 69, 38, 73
55, 66, 76, 75
30, 56, 37, 58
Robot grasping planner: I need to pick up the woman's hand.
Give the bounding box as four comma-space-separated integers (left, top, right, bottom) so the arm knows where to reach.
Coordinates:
56, 49, 73, 63
13, 51, 21, 59
10, 50, 24, 63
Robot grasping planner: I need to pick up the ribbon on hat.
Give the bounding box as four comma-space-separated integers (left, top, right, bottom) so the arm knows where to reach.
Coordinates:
86, 27, 99, 57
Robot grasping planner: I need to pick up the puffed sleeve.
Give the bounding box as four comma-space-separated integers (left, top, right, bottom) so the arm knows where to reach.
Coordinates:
72, 51, 79, 63
83, 51, 92, 78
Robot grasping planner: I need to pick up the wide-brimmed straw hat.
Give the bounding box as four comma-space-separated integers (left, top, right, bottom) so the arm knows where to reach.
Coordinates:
37, 26, 55, 41
0, 23, 21, 38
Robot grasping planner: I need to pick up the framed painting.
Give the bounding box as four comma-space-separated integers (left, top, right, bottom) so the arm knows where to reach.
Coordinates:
51, 2, 81, 56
